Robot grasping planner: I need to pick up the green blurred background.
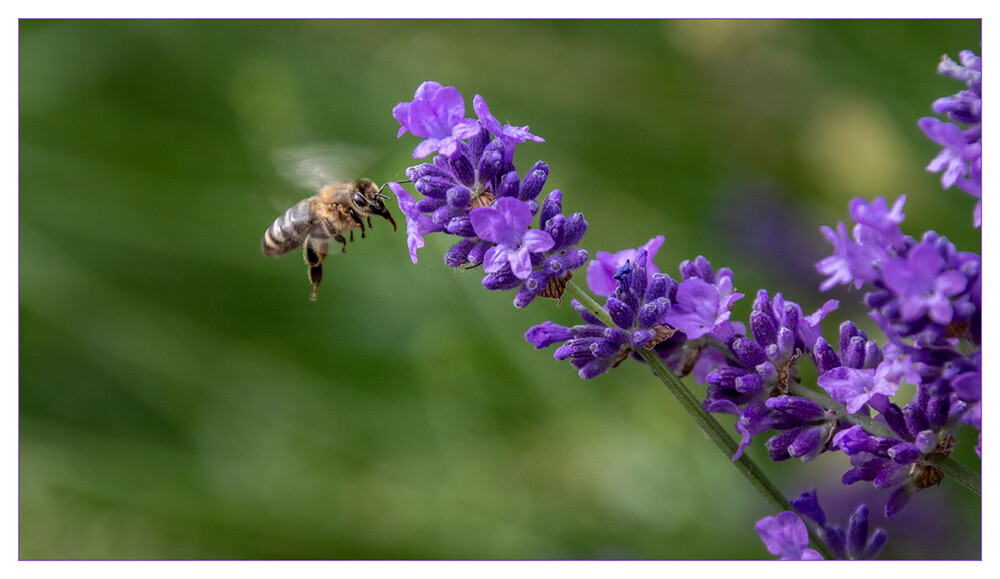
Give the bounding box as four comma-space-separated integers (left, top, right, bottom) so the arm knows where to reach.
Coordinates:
19, 20, 981, 559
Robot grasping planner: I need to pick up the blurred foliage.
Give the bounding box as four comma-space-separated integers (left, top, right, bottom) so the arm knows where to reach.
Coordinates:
19, 19, 980, 559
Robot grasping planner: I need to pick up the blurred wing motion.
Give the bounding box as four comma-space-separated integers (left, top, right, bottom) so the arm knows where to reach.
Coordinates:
271, 142, 378, 192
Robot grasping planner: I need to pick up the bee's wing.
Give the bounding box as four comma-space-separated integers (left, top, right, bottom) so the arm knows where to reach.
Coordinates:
272, 142, 378, 192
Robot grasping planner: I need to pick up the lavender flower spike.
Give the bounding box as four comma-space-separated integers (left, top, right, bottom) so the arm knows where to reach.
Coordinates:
393, 81, 590, 307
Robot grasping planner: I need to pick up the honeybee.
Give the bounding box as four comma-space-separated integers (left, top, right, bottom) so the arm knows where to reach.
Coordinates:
261, 179, 396, 300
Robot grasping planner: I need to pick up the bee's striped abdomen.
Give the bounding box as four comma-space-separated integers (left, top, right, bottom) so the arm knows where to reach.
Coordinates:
261, 199, 315, 256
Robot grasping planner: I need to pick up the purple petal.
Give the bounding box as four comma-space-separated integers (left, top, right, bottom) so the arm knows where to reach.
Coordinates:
495, 196, 534, 230
470, 206, 507, 244
392, 102, 411, 137
908, 242, 945, 273
508, 246, 534, 279
522, 228, 555, 253
585, 236, 665, 297
391, 182, 441, 264
482, 245, 508, 274
755, 512, 824, 560
935, 269, 968, 296
392, 182, 419, 218
413, 138, 444, 159
473, 94, 502, 136
925, 293, 954, 324
662, 277, 720, 340
850, 195, 906, 231
798, 299, 838, 350
451, 118, 483, 140
586, 252, 622, 297
816, 223, 857, 290
817, 366, 876, 414
413, 80, 444, 100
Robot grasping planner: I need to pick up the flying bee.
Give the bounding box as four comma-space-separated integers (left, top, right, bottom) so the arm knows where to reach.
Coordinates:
261, 178, 396, 301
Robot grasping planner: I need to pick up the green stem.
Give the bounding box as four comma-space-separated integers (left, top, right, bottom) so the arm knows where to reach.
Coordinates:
562, 281, 836, 560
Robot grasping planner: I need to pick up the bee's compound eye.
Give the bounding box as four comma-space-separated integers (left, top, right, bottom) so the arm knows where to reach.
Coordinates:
353, 191, 369, 206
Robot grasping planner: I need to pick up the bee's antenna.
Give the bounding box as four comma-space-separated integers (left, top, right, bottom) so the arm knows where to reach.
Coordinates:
378, 179, 411, 199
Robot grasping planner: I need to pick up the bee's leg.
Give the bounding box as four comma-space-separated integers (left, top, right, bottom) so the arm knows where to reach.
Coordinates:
332, 233, 348, 253
367, 216, 373, 228
319, 215, 348, 253
349, 208, 367, 238
303, 238, 329, 301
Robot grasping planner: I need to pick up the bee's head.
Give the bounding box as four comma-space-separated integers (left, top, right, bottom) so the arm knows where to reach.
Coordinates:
352, 179, 396, 232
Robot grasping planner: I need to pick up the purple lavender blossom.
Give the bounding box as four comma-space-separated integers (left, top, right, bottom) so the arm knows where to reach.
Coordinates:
877, 342, 922, 391
816, 222, 861, 290
817, 366, 897, 414
849, 195, 907, 251
506, 189, 590, 308
786, 294, 839, 353
470, 184, 590, 307
471, 197, 555, 279
832, 424, 927, 517
663, 277, 739, 340
586, 235, 665, 297
393, 81, 481, 158
604, 252, 747, 381
919, 50, 982, 227
935, 50, 982, 121
881, 239, 968, 324
816, 196, 906, 291
755, 511, 823, 560
814, 266, 983, 519
703, 290, 840, 461
817, 195, 980, 347
831, 380, 968, 518
525, 249, 675, 379
663, 257, 743, 340
764, 395, 839, 462
919, 117, 978, 189
865, 231, 980, 345
473, 94, 544, 164
813, 320, 890, 414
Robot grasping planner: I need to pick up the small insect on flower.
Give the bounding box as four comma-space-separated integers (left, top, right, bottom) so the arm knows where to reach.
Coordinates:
261, 179, 396, 301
